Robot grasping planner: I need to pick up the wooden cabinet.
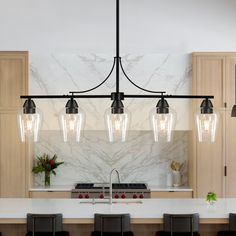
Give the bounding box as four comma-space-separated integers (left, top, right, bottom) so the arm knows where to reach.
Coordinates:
29, 191, 71, 198
0, 51, 29, 197
192, 52, 236, 198
225, 56, 236, 197
151, 191, 193, 198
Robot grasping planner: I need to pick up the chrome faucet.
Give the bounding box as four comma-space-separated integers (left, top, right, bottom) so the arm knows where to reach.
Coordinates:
109, 168, 121, 204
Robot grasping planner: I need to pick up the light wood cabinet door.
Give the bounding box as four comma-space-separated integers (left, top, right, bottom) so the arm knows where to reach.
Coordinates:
192, 54, 225, 198
0, 52, 29, 197
29, 191, 71, 198
225, 56, 236, 197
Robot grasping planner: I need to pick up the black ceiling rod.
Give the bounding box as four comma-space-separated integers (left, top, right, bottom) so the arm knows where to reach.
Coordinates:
115, 0, 120, 94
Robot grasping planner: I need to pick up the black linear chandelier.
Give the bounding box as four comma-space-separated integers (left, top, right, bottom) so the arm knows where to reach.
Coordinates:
18, 0, 218, 143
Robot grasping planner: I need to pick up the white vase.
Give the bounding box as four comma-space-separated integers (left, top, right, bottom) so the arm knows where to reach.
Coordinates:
166, 172, 173, 187
172, 171, 181, 187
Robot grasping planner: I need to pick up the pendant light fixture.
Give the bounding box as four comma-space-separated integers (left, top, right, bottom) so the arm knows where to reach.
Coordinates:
231, 65, 236, 117
19, 0, 217, 143
59, 97, 85, 142
18, 98, 41, 142
150, 96, 176, 142
106, 92, 130, 142
196, 98, 218, 142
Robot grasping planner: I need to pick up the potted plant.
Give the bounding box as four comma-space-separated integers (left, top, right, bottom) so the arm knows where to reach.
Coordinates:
206, 192, 217, 205
32, 153, 64, 187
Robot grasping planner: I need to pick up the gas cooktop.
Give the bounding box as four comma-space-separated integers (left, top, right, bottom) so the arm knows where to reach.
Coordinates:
72, 183, 150, 199
74, 183, 148, 190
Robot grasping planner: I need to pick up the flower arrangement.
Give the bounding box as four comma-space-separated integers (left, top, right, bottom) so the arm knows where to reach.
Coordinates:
170, 160, 184, 172
206, 192, 217, 205
32, 153, 64, 186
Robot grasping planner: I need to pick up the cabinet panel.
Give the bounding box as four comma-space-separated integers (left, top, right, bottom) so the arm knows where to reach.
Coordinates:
193, 54, 225, 198
195, 56, 225, 108
225, 56, 236, 197
29, 191, 71, 198
0, 113, 26, 197
0, 53, 27, 108
0, 52, 29, 197
151, 191, 192, 198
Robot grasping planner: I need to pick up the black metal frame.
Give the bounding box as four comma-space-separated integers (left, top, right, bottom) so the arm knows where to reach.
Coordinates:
20, 0, 214, 104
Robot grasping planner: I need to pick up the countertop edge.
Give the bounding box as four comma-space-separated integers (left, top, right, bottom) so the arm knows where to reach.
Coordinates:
29, 185, 193, 192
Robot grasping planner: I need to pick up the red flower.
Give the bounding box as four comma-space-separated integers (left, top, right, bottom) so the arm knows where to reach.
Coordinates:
49, 159, 55, 166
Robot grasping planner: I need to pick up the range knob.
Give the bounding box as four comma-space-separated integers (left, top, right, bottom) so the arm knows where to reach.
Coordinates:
133, 194, 137, 199
114, 194, 119, 199
99, 194, 104, 199
78, 194, 83, 199
139, 194, 144, 199
121, 194, 126, 199
85, 194, 89, 199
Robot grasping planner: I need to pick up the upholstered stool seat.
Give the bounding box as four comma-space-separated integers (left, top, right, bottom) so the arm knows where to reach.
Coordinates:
217, 231, 236, 236
156, 232, 200, 236
156, 213, 200, 236
25, 232, 69, 236
25, 213, 70, 236
218, 213, 236, 236
91, 232, 134, 236
91, 214, 134, 236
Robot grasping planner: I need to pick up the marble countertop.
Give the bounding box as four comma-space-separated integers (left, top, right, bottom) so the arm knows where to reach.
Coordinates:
0, 198, 233, 224
149, 185, 193, 191
29, 185, 193, 192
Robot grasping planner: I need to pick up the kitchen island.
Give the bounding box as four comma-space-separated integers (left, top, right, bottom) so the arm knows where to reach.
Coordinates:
0, 198, 232, 236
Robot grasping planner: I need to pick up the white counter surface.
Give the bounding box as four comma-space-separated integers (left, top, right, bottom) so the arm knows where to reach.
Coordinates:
0, 198, 234, 224
29, 185, 192, 192
149, 185, 193, 192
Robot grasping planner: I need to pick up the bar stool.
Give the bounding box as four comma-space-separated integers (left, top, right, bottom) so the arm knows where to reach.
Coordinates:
156, 213, 200, 236
91, 213, 134, 236
25, 213, 70, 236
218, 213, 236, 236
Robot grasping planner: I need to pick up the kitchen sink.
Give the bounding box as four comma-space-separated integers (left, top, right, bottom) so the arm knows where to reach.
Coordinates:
79, 199, 143, 204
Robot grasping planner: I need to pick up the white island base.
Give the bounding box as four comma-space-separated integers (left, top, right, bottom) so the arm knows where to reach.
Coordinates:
0, 198, 232, 236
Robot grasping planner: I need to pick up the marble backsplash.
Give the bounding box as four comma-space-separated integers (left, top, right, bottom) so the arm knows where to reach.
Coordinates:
34, 130, 190, 187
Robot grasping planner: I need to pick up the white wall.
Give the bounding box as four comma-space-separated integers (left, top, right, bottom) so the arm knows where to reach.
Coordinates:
0, 0, 236, 54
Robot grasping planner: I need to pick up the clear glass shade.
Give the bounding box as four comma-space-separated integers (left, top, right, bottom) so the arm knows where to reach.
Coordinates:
196, 113, 218, 142
150, 109, 176, 142
59, 109, 85, 142
18, 111, 42, 142
105, 109, 130, 142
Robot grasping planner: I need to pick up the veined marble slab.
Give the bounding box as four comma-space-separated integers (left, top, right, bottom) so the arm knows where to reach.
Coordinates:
29, 53, 192, 130
34, 130, 189, 187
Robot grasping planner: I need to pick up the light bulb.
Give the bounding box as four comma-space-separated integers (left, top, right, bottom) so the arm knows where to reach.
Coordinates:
159, 117, 167, 131
114, 115, 122, 131
68, 116, 76, 131
25, 115, 34, 132
203, 118, 210, 132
